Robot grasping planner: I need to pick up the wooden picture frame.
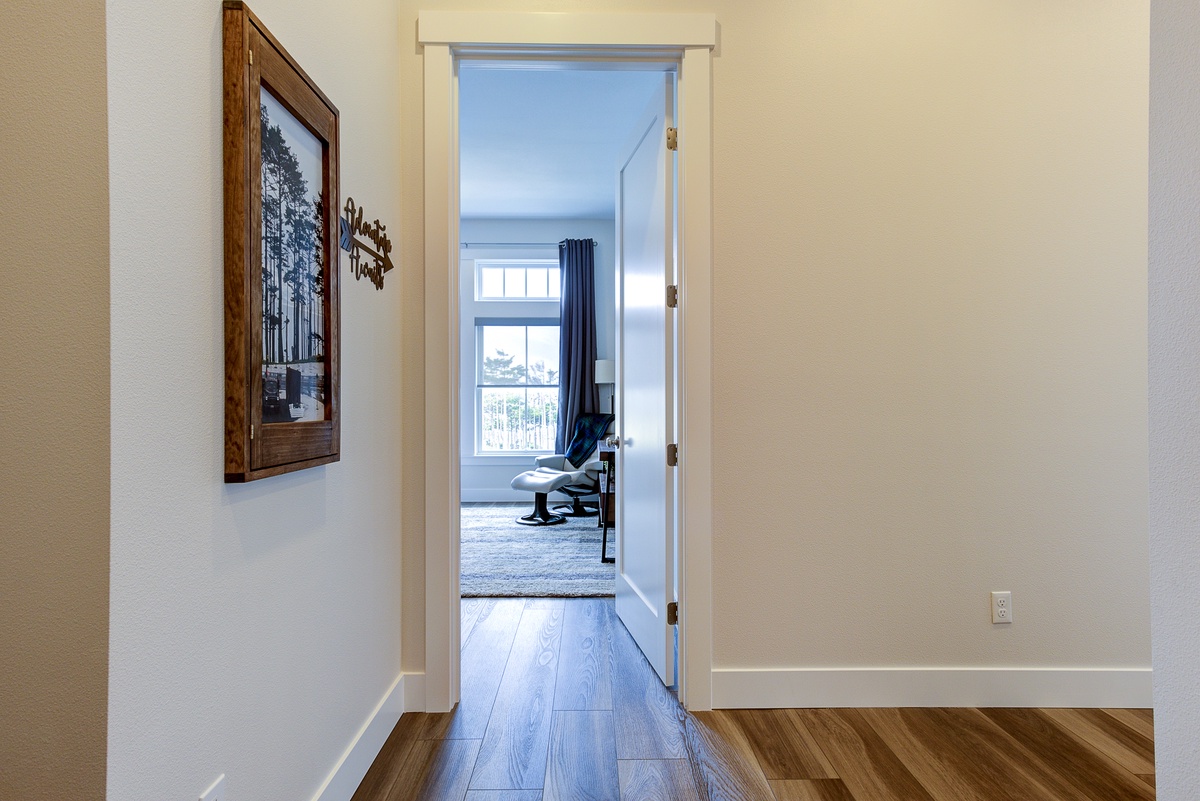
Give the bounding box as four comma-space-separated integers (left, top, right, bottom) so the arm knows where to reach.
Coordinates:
223, 1, 340, 482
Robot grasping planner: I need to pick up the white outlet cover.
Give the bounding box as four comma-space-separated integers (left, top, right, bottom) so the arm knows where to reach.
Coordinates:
200, 774, 227, 801
991, 591, 1012, 624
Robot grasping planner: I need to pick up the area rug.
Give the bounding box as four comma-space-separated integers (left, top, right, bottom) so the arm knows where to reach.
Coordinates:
460, 504, 615, 597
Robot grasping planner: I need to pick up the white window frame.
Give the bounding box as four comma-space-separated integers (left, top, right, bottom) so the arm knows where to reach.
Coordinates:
474, 317, 559, 454
475, 258, 560, 302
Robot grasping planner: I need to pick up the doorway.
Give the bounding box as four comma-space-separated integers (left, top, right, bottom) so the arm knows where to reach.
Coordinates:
455, 66, 665, 601
420, 10, 716, 713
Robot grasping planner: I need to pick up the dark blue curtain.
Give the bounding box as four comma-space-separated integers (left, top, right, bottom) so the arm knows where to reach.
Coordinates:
556, 238, 599, 454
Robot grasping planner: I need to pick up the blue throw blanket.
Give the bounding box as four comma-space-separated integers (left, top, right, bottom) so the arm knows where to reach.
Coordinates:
564, 413, 615, 469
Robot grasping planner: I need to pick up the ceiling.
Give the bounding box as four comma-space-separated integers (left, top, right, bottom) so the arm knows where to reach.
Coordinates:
458, 67, 667, 220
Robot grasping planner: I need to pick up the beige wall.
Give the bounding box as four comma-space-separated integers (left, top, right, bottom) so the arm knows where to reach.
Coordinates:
0, 2, 110, 799
708, 1, 1149, 672
400, 0, 1151, 686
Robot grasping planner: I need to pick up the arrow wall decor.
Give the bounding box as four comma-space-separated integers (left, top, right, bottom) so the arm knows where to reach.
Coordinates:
339, 196, 394, 290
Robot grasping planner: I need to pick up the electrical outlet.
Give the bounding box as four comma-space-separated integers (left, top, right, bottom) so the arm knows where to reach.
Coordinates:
991, 591, 1012, 624
200, 774, 227, 801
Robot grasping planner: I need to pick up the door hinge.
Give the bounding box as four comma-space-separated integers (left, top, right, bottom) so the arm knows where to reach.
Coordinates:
250, 424, 255, 440
667, 443, 679, 467
667, 601, 679, 626
666, 127, 678, 151
667, 284, 678, 308
249, 48, 254, 65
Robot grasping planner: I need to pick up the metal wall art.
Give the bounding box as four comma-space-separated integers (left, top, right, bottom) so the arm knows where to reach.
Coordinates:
340, 197, 394, 290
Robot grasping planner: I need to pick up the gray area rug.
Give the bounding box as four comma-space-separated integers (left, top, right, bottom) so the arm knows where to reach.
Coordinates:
460, 504, 615, 597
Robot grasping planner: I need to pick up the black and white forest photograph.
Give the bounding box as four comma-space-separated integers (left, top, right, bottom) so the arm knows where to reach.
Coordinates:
259, 88, 327, 424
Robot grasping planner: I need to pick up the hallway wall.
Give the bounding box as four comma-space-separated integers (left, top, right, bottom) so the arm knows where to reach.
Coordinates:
400, 0, 1152, 703
0, 2, 110, 798
1149, 1, 1200, 797
105, 1, 405, 799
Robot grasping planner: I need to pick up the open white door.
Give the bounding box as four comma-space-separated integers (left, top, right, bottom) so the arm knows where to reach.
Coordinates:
614, 74, 676, 685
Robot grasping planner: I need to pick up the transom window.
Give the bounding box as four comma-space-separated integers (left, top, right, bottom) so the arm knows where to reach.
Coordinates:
477, 321, 559, 452
477, 259, 561, 301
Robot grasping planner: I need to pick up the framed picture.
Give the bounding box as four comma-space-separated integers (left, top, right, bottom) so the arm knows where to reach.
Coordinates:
223, 1, 340, 482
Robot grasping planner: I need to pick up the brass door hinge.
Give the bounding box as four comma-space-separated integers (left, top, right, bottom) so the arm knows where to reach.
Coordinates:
667, 284, 678, 308
667, 443, 678, 467
667, 127, 678, 151
667, 601, 679, 626
250, 424, 255, 440
249, 48, 254, 65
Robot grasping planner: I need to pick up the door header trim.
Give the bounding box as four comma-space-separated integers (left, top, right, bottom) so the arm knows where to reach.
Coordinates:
418, 11, 717, 48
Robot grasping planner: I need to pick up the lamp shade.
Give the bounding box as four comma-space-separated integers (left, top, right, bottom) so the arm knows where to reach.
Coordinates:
594, 359, 615, 384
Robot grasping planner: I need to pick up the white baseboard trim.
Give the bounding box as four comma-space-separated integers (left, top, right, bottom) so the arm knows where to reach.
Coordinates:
711, 667, 1153, 709
461, 488, 527, 502
402, 672, 426, 711
311, 672, 412, 801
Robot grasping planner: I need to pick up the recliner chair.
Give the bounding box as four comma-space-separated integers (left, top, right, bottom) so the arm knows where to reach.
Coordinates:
510, 412, 614, 526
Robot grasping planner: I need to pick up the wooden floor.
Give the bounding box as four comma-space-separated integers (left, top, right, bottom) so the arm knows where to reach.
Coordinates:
352, 598, 1155, 801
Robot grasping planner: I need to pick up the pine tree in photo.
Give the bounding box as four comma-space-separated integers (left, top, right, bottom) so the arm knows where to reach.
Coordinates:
259, 96, 326, 422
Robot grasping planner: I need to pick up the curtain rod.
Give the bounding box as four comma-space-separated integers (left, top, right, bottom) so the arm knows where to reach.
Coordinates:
459, 239, 597, 248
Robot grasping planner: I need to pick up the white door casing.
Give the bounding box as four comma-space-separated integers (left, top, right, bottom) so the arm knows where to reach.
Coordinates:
615, 75, 676, 684
419, 11, 715, 711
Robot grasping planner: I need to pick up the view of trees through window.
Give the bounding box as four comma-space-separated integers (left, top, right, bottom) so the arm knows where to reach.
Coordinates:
478, 324, 559, 451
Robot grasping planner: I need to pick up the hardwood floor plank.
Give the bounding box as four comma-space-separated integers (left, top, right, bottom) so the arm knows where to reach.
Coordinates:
525, 599, 567, 610
1102, 708, 1156, 742
469, 606, 564, 790
461, 598, 487, 645
1042, 708, 1156, 775
464, 792, 543, 800
384, 738, 481, 801
389, 712, 455, 741
554, 598, 614, 711
543, 711, 620, 801
980, 708, 1154, 801
683, 710, 776, 801
610, 609, 687, 759
450, 599, 526, 740
352, 723, 416, 801
618, 759, 701, 801
1137, 773, 1156, 788
727, 708, 837, 780
768, 779, 856, 801
860, 707, 1073, 801
792, 709, 936, 801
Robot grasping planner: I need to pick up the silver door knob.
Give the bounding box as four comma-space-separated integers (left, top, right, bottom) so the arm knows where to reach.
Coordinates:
605, 435, 621, 449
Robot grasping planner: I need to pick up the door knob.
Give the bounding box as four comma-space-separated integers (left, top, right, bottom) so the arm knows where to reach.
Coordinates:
605, 435, 621, 449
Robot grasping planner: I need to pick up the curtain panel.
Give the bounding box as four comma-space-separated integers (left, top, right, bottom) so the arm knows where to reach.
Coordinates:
556, 238, 599, 454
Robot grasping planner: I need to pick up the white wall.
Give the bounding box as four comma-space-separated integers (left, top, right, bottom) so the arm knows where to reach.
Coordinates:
1149, 1, 1200, 797
459, 218, 615, 501
106, 2, 404, 800
402, 0, 1152, 707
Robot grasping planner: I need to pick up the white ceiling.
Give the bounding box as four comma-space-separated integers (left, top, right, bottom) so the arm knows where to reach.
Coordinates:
458, 67, 667, 220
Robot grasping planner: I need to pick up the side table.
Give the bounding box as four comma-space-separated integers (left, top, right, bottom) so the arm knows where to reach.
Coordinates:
598, 442, 616, 563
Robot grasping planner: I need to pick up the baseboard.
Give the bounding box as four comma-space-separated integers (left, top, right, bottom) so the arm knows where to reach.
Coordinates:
402, 672, 426, 711
711, 667, 1153, 709
310, 672, 411, 801
461, 488, 527, 502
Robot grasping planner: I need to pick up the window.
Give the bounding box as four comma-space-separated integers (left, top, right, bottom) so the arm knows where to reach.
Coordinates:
477, 259, 561, 301
477, 321, 559, 451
